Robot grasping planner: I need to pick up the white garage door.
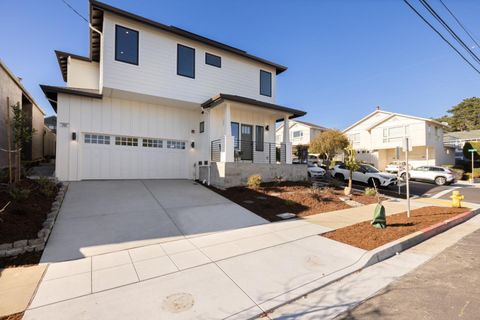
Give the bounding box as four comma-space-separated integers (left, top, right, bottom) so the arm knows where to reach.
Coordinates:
81, 133, 189, 180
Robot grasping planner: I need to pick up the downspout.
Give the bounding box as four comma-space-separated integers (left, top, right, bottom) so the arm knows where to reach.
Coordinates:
89, 24, 104, 94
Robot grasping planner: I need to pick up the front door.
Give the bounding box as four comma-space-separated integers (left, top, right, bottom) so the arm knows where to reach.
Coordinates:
241, 124, 253, 160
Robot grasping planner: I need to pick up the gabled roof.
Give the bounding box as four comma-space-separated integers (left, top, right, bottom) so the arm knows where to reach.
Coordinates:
0, 59, 46, 115
343, 109, 446, 133
276, 119, 327, 131
89, 0, 287, 74
201, 94, 306, 121
444, 129, 480, 142
55, 50, 91, 82
40, 85, 102, 112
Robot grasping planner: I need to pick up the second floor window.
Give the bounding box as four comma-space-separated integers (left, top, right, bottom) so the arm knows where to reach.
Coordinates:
292, 131, 303, 139
177, 44, 195, 78
260, 70, 272, 97
205, 53, 221, 68
115, 25, 139, 65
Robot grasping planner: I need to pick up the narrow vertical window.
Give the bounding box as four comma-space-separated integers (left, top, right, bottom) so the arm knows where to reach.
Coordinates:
177, 44, 195, 78
255, 126, 264, 151
199, 121, 205, 133
260, 70, 272, 97
115, 25, 139, 65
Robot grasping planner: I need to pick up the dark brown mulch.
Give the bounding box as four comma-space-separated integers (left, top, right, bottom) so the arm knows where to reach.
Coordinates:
0, 179, 57, 244
209, 181, 379, 222
0, 312, 24, 320
323, 206, 469, 250
0, 251, 42, 269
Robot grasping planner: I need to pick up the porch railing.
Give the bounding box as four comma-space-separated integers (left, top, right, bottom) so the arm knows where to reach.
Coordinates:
210, 139, 286, 164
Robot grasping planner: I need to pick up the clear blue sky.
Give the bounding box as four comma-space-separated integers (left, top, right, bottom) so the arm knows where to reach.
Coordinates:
1, 0, 479, 129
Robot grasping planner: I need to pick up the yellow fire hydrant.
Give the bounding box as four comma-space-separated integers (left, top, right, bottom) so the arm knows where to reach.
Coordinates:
451, 190, 464, 208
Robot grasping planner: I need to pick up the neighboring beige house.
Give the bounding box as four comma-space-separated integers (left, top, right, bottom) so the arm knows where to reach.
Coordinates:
276, 120, 327, 147
343, 108, 455, 170
0, 59, 52, 168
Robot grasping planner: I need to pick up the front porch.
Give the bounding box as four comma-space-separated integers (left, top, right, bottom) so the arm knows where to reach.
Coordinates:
200, 94, 307, 187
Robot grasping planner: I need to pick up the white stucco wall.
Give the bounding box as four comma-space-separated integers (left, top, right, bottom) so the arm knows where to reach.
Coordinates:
101, 12, 277, 104
67, 58, 100, 90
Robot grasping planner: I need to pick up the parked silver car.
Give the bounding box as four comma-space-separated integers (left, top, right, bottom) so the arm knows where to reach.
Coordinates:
399, 166, 455, 186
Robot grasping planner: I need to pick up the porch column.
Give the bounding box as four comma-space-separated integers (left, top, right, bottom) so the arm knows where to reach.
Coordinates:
283, 115, 292, 164
221, 103, 234, 162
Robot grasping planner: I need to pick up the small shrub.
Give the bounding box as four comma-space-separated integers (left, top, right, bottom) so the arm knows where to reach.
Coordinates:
364, 187, 377, 197
36, 177, 56, 197
247, 175, 262, 189
9, 187, 31, 202
284, 199, 296, 206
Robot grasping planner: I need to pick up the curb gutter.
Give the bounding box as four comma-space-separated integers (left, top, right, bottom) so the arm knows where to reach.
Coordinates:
256, 207, 480, 318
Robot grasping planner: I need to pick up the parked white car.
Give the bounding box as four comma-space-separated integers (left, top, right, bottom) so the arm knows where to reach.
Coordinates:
399, 166, 455, 186
385, 161, 411, 173
332, 163, 398, 187
307, 163, 326, 177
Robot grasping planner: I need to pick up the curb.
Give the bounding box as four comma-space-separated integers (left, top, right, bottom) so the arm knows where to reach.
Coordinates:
258, 207, 480, 317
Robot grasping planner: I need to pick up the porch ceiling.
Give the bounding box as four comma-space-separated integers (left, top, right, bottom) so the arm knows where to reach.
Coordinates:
201, 94, 306, 121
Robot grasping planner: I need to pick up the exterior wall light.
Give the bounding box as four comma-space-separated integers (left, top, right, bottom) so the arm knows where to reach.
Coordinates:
191, 141, 195, 148
72, 132, 77, 141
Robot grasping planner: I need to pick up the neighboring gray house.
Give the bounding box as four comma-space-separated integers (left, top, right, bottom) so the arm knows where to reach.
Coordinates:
444, 129, 480, 163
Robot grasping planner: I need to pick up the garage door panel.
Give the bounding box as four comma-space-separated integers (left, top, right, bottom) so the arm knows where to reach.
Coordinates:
82, 134, 189, 180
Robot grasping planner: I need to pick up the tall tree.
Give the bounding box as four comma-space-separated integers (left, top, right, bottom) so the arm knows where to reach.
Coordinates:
309, 129, 349, 166
435, 97, 480, 131
11, 103, 35, 183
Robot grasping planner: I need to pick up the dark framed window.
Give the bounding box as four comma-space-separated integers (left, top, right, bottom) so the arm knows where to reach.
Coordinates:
177, 44, 195, 78
199, 121, 205, 133
115, 25, 139, 65
231, 122, 239, 149
255, 126, 264, 151
260, 70, 272, 97
205, 53, 221, 68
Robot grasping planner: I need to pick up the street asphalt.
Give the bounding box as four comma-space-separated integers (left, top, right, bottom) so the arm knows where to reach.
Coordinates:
335, 228, 480, 320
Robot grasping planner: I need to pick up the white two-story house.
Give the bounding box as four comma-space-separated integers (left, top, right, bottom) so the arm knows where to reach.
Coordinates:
275, 120, 327, 147
343, 108, 455, 170
41, 0, 306, 187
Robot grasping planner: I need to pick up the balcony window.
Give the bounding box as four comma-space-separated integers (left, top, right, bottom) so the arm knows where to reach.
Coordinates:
177, 44, 195, 78
115, 25, 139, 65
260, 70, 272, 97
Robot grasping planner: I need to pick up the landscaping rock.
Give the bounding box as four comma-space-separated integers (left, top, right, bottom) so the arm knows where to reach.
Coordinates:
47, 211, 57, 220
33, 244, 45, 252
25, 245, 35, 252
0, 243, 12, 250
6, 247, 24, 256
0, 250, 6, 257
13, 240, 28, 248
29, 238, 44, 246
243, 200, 255, 204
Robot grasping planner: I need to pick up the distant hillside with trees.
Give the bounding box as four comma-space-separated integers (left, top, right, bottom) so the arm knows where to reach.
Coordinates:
435, 97, 480, 132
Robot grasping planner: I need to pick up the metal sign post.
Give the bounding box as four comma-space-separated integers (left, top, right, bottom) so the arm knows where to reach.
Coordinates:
469, 149, 477, 183
403, 138, 412, 218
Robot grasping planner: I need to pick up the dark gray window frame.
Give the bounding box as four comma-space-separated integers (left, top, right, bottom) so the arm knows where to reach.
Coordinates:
255, 125, 264, 151
199, 121, 205, 133
177, 44, 195, 78
260, 70, 272, 97
115, 25, 139, 65
205, 52, 221, 68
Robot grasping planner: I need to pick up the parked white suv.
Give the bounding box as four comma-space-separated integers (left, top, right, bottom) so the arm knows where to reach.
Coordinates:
307, 163, 326, 177
332, 163, 398, 187
399, 166, 455, 186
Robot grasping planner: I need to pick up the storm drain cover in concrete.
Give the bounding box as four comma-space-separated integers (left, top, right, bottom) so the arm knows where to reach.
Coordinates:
162, 293, 195, 313
276, 213, 296, 219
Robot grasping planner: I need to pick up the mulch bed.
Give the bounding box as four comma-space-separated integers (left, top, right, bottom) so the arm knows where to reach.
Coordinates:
0, 312, 24, 320
0, 251, 42, 269
323, 206, 469, 250
209, 181, 380, 222
0, 179, 57, 244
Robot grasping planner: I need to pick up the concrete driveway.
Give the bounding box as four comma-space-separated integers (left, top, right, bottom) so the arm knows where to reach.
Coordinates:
42, 180, 267, 262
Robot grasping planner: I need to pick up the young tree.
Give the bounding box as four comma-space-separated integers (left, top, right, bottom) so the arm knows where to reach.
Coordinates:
10, 103, 35, 183
309, 129, 349, 167
344, 144, 360, 195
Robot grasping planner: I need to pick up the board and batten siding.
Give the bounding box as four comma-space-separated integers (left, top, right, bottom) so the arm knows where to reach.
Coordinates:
56, 93, 202, 181
101, 12, 277, 104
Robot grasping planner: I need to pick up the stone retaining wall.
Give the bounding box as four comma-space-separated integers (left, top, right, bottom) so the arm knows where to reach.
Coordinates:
0, 183, 68, 258
210, 162, 308, 188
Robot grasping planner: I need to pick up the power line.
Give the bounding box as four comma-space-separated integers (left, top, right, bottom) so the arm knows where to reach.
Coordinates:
438, 0, 480, 50
61, 0, 88, 23
402, 0, 480, 75
419, 0, 480, 65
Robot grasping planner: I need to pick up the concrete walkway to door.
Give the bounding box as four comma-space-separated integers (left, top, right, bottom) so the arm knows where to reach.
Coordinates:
41, 180, 267, 263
